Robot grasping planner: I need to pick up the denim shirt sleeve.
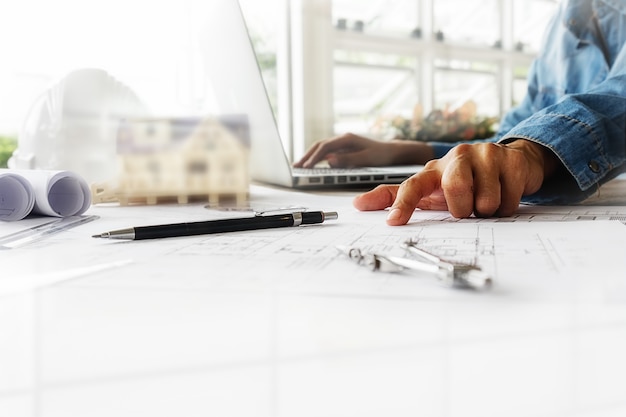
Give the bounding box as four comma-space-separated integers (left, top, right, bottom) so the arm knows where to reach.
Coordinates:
497, 0, 626, 205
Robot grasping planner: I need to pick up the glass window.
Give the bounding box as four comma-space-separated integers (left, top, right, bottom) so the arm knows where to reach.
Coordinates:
333, 51, 418, 138
239, 0, 281, 117
513, 0, 559, 53
512, 65, 531, 107
332, 0, 420, 38
433, 0, 501, 47
433, 60, 499, 118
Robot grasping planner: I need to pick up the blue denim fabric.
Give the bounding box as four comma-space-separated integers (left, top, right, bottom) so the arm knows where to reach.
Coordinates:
432, 0, 626, 204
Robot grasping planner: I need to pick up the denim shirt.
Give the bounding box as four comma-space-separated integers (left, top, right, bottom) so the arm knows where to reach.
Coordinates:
431, 0, 626, 204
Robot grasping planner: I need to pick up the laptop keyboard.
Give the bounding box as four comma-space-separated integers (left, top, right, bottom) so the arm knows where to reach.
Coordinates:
293, 167, 377, 175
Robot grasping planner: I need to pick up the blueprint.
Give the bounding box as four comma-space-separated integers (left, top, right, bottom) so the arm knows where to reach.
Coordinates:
2, 185, 626, 417
2, 185, 626, 301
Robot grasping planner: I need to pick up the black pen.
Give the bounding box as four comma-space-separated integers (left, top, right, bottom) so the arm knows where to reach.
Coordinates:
92, 211, 338, 240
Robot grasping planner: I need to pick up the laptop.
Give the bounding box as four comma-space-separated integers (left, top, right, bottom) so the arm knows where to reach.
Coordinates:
202, 0, 423, 189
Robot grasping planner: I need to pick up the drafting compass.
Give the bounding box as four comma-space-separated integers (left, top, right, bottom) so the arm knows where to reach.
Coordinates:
336, 238, 493, 291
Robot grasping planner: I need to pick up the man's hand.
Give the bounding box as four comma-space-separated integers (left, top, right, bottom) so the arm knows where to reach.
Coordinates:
293, 133, 433, 168
353, 140, 559, 224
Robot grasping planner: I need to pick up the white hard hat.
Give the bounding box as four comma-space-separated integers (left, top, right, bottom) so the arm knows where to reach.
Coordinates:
9, 68, 146, 184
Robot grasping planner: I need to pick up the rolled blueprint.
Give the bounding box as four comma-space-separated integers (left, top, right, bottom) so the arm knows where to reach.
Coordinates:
0, 171, 36, 221
0, 169, 91, 220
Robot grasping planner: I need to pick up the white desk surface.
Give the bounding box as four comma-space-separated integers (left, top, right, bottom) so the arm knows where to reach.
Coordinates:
2, 183, 626, 417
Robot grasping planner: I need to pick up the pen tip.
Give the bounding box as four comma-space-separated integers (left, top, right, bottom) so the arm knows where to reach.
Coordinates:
92, 234, 102, 238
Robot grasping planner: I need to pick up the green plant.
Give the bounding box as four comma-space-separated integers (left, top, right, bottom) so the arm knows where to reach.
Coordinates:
0, 135, 18, 168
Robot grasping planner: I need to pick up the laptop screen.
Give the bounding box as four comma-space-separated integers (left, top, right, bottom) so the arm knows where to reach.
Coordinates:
199, 0, 421, 190
200, 0, 295, 187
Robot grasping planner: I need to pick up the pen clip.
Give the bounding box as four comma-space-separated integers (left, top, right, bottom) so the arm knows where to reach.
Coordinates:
254, 206, 308, 217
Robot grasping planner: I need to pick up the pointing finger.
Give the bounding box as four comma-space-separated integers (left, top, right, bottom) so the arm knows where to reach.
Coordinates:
386, 169, 441, 225
353, 184, 399, 211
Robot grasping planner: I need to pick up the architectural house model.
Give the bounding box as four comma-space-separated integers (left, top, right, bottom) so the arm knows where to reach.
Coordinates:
91, 114, 250, 206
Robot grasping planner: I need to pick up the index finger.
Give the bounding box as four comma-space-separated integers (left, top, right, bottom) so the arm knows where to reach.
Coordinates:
353, 169, 442, 226
386, 169, 441, 225
353, 184, 400, 211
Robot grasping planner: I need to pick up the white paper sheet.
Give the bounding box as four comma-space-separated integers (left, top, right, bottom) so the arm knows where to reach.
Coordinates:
2, 185, 626, 417
2, 185, 626, 302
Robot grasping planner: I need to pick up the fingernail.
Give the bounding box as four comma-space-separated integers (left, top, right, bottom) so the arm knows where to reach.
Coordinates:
387, 208, 401, 221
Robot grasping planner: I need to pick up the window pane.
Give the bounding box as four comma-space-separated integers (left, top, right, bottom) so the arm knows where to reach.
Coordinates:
434, 60, 499, 118
512, 66, 531, 108
434, 0, 500, 47
332, 0, 419, 37
239, 0, 281, 117
333, 52, 418, 137
513, 0, 559, 53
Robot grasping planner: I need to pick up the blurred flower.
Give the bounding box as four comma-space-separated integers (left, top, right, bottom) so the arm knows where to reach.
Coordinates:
388, 101, 497, 143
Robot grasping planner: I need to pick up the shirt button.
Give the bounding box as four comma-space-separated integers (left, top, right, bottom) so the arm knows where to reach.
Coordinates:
588, 160, 601, 173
